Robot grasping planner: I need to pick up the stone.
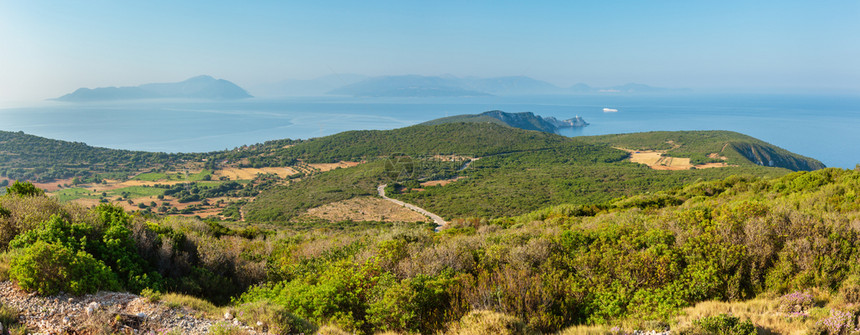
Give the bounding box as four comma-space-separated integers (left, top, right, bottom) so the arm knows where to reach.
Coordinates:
224, 312, 233, 320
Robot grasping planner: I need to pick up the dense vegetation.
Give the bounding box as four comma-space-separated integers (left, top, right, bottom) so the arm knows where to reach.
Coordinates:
0, 130, 184, 182
0, 186, 267, 305
7, 166, 860, 333
240, 168, 860, 333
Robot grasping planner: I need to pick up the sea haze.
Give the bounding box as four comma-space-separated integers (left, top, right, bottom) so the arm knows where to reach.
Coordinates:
0, 94, 857, 168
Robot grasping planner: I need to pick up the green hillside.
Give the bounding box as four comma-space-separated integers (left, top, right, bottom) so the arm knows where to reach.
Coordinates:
0, 130, 183, 182
418, 113, 507, 127
247, 125, 816, 222
279, 122, 570, 163
579, 130, 825, 170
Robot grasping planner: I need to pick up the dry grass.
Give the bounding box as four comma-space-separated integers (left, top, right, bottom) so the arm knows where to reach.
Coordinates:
444, 310, 535, 335
555, 324, 612, 335
672, 291, 835, 335
229, 299, 316, 334
214, 167, 301, 180
616, 147, 731, 170
420, 176, 467, 187
317, 324, 353, 335
307, 161, 363, 172
160, 293, 222, 318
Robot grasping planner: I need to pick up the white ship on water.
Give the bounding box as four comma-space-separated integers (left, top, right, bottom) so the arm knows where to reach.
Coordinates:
603, 108, 618, 113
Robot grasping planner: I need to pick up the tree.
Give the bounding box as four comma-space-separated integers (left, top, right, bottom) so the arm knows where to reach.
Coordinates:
5, 181, 45, 197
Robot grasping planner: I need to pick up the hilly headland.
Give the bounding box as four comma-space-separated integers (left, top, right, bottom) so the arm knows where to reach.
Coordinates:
0, 111, 852, 335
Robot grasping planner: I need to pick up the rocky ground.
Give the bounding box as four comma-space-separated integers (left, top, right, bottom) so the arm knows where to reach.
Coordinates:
0, 281, 258, 334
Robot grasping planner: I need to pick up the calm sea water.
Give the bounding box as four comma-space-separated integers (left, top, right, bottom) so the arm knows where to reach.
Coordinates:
0, 94, 858, 168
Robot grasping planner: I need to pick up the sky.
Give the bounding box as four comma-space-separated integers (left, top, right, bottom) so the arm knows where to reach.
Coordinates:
0, 0, 858, 102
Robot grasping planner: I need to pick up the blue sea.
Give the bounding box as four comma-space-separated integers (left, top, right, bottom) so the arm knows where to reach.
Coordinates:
1, 94, 858, 168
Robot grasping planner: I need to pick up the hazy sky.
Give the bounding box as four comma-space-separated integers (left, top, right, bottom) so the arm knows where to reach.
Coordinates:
1, 0, 858, 101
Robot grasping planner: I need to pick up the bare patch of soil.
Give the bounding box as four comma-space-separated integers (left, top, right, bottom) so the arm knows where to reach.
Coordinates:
305, 196, 431, 223
618, 148, 733, 171
307, 161, 363, 172
420, 176, 467, 187
215, 167, 300, 180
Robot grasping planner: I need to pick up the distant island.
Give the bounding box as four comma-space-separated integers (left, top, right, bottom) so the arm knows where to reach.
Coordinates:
54, 75, 252, 102
327, 75, 491, 97
253, 74, 685, 97
422, 110, 588, 134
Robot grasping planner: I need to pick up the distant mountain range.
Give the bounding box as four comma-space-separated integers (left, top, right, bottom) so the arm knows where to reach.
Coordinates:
250, 74, 369, 97
56, 74, 685, 101
256, 74, 685, 97
54, 75, 252, 102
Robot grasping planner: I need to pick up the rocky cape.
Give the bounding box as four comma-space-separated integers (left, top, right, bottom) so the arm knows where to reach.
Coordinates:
54, 75, 252, 102
422, 110, 588, 134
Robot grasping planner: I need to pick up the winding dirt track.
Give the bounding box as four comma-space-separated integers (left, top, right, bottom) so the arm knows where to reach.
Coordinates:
377, 184, 447, 231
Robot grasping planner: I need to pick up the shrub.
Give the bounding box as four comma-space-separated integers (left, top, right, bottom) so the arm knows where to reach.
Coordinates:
140, 288, 162, 303
838, 276, 860, 304
0, 302, 28, 334
777, 291, 815, 316
0, 302, 20, 327
810, 309, 855, 335
9, 213, 163, 294
235, 299, 317, 334
9, 240, 119, 295
445, 310, 533, 335
0, 250, 18, 281
688, 314, 756, 335
5, 181, 44, 197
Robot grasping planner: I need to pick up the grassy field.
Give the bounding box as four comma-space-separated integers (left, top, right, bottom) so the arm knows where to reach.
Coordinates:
133, 169, 213, 182
52, 185, 165, 202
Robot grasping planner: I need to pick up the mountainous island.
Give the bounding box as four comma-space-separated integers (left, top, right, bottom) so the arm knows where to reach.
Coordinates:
54, 75, 252, 101
0, 112, 851, 335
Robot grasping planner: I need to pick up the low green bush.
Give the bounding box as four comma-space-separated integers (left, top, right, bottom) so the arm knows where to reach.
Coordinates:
687, 314, 756, 335
9, 240, 119, 295
235, 299, 317, 334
